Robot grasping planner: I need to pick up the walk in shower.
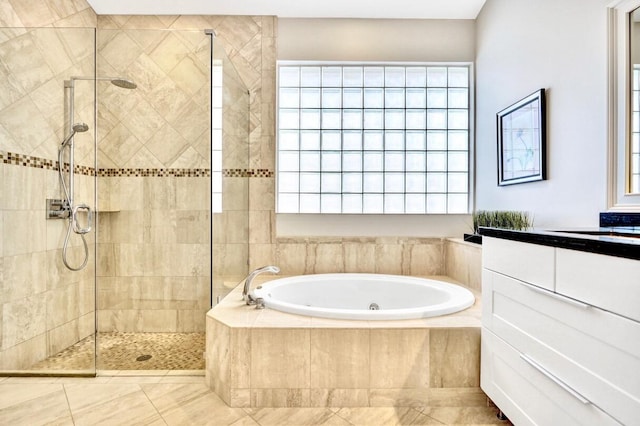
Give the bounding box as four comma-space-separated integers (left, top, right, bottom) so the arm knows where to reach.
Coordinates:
0, 25, 249, 375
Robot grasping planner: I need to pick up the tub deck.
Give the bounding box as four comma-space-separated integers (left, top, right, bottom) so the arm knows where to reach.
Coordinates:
206, 275, 482, 408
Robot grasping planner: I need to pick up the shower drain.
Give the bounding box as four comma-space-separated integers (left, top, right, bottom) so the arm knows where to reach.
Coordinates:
136, 354, 152, 362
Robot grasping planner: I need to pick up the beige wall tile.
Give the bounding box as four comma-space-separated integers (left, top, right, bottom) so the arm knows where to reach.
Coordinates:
248, 244, 276, 272
374, 244, 403, 275
313, 244, 344, 274
310, 329, 369, 388
276, 243, 308, 275
143, 176, 177, 210
113, 243, 145, 276
96, 243, 115, 277
106, 210, 144, 244
429, 328, 480, 388
214, 243, 249, 277
248, 210, 273, 244
2, 164, 44, 210
1, 252, 47, 303
251, 328, 310, 389
109, 177, 144, 211
408, 242, 444, 276
206, 316, 230, 402
445, 239, 482, 291
343, 242, 376, 273
250, 389, 311, 408
2, 293, 47, 349
177, 309, 207, 332
370, 329, 430, 389
249, 178, 274, 211
223, 178, 249, 212
176, 177, 210, 210
229, 328, 251, 388
46, 282, 79, 329
3, 210, 46, 257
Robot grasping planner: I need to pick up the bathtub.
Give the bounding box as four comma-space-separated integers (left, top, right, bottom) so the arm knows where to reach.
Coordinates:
251, 273, 475, 320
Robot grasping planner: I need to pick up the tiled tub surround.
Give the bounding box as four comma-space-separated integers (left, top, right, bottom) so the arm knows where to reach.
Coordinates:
206, 277, 481, 408
248, 236, 481, 288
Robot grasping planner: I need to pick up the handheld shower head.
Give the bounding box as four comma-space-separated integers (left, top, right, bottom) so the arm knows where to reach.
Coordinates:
61, 122, 89, 147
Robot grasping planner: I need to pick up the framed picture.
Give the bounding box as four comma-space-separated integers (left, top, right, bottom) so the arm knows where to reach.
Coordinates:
497, 88, 546, 186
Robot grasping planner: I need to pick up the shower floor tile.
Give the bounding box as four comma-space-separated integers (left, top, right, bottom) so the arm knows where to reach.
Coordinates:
30, 332, 205, 372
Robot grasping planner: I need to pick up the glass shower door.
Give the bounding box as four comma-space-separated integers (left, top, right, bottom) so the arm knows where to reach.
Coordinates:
0, 27, 97, 375
95, 29, 213, 371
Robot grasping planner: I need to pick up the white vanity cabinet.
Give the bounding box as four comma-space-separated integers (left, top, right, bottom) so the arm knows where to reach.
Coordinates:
481, 236, 640, 426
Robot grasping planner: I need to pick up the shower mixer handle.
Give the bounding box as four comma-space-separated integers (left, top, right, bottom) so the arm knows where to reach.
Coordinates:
71, 204, 93, 234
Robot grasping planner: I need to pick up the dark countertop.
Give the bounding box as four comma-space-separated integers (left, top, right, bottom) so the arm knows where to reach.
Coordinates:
478, 227, 640, 261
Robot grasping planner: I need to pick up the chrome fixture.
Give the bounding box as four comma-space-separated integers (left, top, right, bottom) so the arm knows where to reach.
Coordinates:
55, 120, 91, 270
242, 265, 280, 305
55, 75, 137, 271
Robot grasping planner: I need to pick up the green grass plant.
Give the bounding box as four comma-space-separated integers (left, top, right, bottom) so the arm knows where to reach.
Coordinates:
472, 210, 533, 233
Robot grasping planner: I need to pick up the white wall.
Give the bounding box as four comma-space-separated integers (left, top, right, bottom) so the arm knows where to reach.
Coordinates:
278, 18, 475, 61
475, 0, 609, 228
276, 18, 476, 237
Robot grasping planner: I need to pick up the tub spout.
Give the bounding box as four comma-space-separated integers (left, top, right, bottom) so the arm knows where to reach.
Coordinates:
242, 265, 280, 305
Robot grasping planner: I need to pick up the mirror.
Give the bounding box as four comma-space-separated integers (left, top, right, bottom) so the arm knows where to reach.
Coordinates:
630, 8, 640, 193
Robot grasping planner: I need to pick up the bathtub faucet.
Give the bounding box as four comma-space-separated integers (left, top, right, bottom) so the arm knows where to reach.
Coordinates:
242, 265, 280, 305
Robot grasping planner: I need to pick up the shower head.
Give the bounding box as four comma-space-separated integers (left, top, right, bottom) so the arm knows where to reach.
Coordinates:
61, 122, 89, 148
73, 123, 89, 133
110, 78, 137, 90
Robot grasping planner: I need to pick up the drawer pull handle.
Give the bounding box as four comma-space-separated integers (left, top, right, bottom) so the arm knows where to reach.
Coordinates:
523, 282, 591, 309
520, 354, 591, 405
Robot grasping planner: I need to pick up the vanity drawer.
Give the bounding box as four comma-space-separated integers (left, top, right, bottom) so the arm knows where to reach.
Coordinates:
481, 329, 621, 426
483, 270, 640, 425
556, 248, 640, 322
482, 237, 555, 290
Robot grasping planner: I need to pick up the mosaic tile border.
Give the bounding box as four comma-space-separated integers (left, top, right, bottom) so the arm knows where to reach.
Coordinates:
97, 168, 211, 177
223, 168, 274, 178
1, 150, 273, 178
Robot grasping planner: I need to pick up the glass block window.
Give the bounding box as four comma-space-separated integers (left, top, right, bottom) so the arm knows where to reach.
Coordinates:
632, 66, 640, 193
277, 63, 470, 214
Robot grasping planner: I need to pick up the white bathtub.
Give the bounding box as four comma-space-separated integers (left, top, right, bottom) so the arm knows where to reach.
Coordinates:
251, 273, 475, 320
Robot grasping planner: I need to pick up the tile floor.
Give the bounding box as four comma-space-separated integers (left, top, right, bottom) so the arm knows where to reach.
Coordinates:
30, 332, 205, 371
0, 373, 512, 425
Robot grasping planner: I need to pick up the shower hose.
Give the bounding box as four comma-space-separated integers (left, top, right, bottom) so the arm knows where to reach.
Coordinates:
58, 144, 90, 271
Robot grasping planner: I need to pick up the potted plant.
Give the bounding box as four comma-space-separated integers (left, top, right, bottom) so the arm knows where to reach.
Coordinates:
464, 210, 533, 244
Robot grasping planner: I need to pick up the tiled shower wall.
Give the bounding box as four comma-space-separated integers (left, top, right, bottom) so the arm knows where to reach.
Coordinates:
0, 1, 98, 369
93, 14, 274, 318
94, 24, 213, 332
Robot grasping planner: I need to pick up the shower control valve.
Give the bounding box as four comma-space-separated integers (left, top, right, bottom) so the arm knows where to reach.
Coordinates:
46, 198, 70, 219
